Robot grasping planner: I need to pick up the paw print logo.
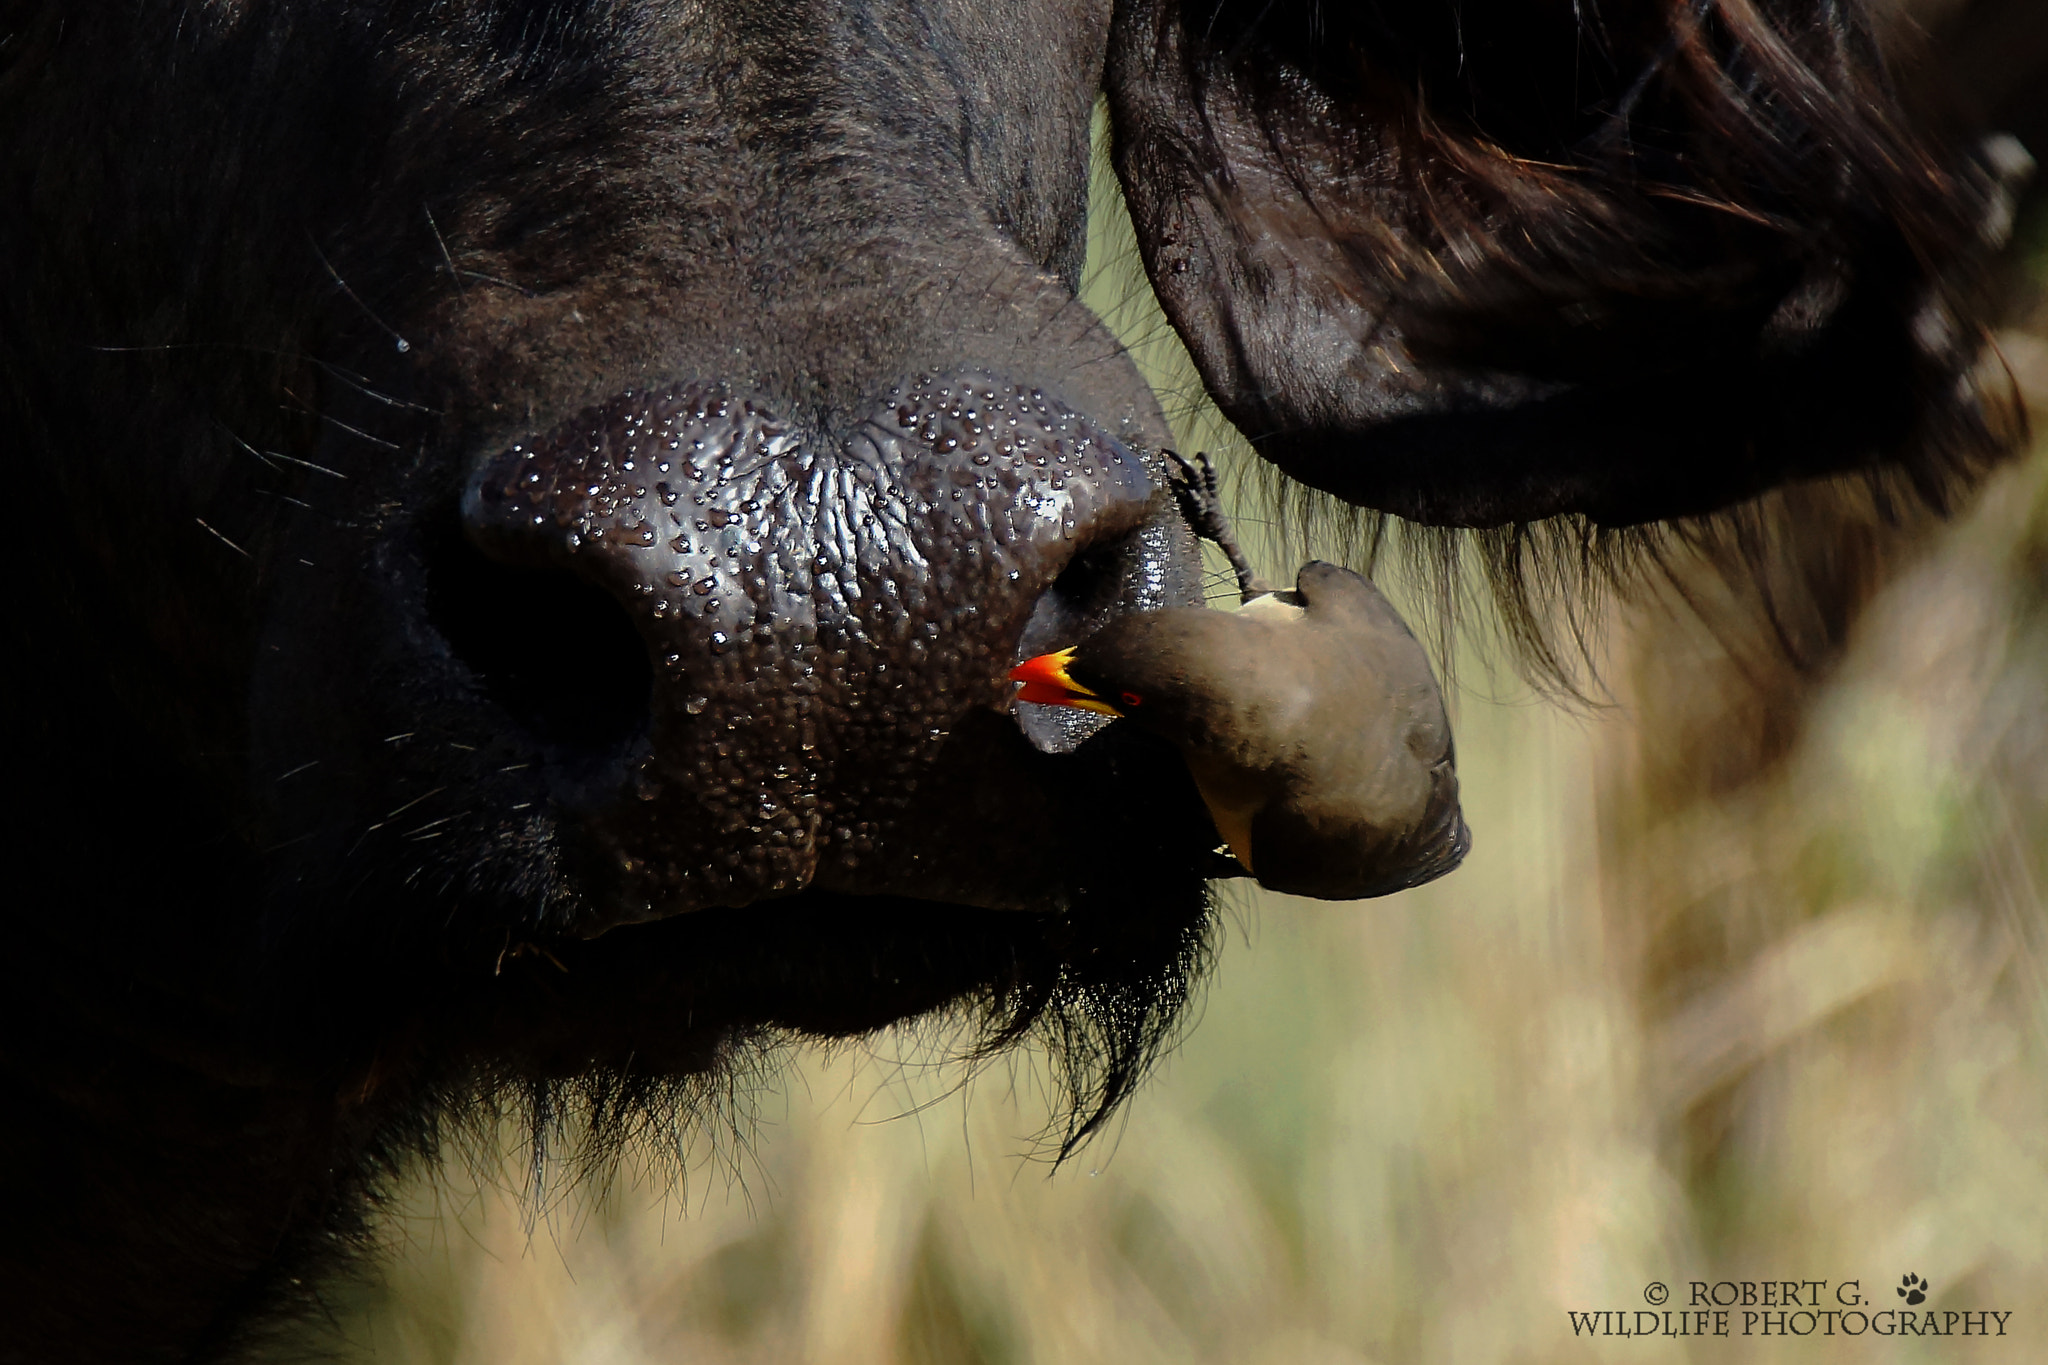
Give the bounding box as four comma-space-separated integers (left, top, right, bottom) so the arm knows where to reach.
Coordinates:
1898, 1273, 1930, 1306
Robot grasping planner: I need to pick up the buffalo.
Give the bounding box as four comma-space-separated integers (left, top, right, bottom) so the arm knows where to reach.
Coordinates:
0, 1, 2035, 1361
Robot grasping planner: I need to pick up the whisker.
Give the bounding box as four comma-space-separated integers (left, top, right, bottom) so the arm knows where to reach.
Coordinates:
311, 358, 441, 414
385, 785, 449, 819
425, 204, 465, 295
459, 269, 538, 298
194, 518, 250, 558
260, 449, 348, 481
310, 237, 412, 354
281, 385, 403, 450
216, 421, 283, 473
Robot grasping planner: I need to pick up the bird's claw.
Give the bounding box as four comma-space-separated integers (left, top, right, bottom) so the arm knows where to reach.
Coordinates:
1164, 449, 1223, 533
1164, 449, 1263, 602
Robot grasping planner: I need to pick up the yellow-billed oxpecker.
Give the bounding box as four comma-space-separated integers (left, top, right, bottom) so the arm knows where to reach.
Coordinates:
1012, 455, 1469, 900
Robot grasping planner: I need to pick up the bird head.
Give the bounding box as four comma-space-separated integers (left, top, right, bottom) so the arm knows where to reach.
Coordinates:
1009, 644, 1145, 718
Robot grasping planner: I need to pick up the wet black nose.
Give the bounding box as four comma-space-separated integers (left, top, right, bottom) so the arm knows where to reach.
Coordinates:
454, 371, 1175, 922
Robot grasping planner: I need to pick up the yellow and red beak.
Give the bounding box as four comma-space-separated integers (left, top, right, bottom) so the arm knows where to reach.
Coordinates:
1008, 647, 1121, 716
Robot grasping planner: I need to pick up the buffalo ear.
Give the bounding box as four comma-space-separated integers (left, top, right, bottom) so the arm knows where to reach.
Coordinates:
1104, 0, 2026, 529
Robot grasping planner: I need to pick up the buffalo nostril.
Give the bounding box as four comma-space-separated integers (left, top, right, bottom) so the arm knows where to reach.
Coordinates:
1012, 528, 1160, 755
424, 515, 653, 760
1019, 535, 1134, 659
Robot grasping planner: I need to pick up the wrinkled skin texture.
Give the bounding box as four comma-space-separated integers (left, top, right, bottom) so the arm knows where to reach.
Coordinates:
0, 0, 2032, 1360
461, 375, 1175, 920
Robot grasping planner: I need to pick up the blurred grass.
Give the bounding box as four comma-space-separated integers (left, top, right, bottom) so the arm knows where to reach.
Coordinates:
292, 113, 2048, 1363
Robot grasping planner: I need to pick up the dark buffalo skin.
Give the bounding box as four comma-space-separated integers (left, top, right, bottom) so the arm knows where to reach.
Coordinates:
0, 1, 2035, 1360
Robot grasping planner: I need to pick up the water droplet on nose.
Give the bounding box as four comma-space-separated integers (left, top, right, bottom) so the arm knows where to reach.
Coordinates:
684, 695, 710, 715
694, 577, 717, 594
708, 630, 730, 653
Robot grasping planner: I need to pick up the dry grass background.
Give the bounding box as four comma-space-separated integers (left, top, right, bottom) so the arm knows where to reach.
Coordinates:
290, 117, 2048, 1364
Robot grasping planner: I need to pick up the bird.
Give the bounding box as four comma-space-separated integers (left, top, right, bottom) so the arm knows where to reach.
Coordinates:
1010, 461, 1469, 900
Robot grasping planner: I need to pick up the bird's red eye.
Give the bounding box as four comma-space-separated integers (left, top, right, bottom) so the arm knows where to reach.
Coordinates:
1120, 691, 1143, 708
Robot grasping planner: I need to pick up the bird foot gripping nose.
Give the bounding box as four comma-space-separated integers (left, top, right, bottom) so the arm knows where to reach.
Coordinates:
1164, 450, 1265, 602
